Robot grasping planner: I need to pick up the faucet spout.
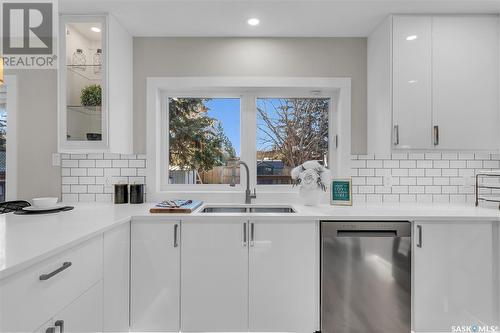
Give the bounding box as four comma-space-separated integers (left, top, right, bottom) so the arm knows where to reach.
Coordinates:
238, 161, 257, 204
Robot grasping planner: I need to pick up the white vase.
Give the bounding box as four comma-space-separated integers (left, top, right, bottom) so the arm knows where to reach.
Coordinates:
299, 187, 322, 206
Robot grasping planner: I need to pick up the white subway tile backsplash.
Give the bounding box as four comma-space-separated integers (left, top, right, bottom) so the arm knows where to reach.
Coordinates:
71, 168, 87, 177
61, 154, 147, 203
416, 160, 432, 168
88, 168, 104, 176
366, 160, 383, 168
112, 160, 129, 168
129, 159, 146, 168
359, 169, 375, 177
70, 185, 87, 193
79, 160, 96, 168
61, 160, 78, 168
96, 160, 112, 168
383, 160, 399, 168
352, 153, 500, 204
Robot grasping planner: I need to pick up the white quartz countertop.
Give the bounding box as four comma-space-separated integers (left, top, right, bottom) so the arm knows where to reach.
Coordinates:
1, 202, 499, 279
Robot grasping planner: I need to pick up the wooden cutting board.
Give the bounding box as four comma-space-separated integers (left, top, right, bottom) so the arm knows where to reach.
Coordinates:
149, 200, 203, 214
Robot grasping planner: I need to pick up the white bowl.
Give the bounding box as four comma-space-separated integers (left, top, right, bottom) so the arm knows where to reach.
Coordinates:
32, 197, 58, 208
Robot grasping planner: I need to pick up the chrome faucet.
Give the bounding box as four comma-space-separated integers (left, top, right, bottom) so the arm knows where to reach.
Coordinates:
230, 161, 257, 204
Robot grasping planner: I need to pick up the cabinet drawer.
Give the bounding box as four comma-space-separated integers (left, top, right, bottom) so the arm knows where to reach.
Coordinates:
0, 236, 103, 332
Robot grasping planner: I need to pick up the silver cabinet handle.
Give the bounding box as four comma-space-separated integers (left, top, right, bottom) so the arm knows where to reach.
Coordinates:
174, 224, 179, 248
39, 262, 72, 280
417, 225, 422, 248
433, 125, 439, 146
250, 223, 255, 247
393, 125, 399, 145
55, 320, 64, 333
242, 222, 247, 247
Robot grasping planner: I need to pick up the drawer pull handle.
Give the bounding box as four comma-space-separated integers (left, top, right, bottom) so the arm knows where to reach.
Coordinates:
55, 320, 64, 333
39, 262, 72, 280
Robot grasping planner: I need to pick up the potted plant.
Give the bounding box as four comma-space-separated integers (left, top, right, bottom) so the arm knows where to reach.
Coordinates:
291, 160, 330, 206
80, 84, 101, 108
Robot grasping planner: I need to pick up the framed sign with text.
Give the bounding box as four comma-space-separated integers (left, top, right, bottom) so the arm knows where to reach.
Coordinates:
331, 178, 352, 206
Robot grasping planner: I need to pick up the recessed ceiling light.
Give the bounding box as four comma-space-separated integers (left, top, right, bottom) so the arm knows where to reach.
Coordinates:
91, 27, 101, 33
247, 18, 260, 26
406, 35, 418, 41
408, 80, 418, 84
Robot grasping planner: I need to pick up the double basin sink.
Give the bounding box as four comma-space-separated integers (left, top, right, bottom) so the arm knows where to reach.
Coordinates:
199, 205, 296, 214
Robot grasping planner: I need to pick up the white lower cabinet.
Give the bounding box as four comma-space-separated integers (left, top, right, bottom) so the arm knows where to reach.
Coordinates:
249, 219, 318, 332
181, 218, 249, 332
413, 221, 498, 332
130, 219, 181, 332
179, 217, 318, 332
50, 280, 104, 333
103, 222, 130, 332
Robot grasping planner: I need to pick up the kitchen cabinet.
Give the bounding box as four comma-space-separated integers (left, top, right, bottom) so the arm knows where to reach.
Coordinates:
368, 15, 499, 153
248, 219, 318, 332
413, 221, 497, 331
49, 280, 103, 333
0, 236, 103, 332
130, 219, 181, 332
432, 16, 499, 150
58, 14, 133, 153
181, 218, 248, 332
392, 16, 433, 149
103, 222, 130, 332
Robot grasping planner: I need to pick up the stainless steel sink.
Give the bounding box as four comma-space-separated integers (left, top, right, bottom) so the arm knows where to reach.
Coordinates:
199, 205, 296, 214
249, 207, 296, 213
201, 207, 247, 213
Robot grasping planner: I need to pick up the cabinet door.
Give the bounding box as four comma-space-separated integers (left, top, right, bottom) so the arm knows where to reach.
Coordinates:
103, 223, 130, 332
413, 222, 497, 331
392, 16, 433, 149
249, 219, 318, 332
432, 16, 499, 150
181, 218, 248, 332
53, 280, 103, 333
131, 220, 180, 332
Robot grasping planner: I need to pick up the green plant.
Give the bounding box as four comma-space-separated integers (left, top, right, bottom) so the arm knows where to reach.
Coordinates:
80, 84, 102, 107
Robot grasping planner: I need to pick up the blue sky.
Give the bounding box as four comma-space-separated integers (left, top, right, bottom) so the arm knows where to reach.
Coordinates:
204, 98, 283, 156
205, 99, 241, 156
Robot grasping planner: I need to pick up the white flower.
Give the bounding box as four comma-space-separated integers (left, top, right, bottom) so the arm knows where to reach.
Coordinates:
299, 169, 319, 190
291, 166, 302, 180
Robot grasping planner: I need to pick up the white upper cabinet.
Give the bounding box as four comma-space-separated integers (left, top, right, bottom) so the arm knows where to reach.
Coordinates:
392, 16, 433, 149
432, 16, 499, 150
58, 14, 133, 153
368, 14, 500, 153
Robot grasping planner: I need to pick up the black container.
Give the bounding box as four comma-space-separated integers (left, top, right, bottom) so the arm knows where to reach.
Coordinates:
130, 184, 144, 204
114, 184, 128, 204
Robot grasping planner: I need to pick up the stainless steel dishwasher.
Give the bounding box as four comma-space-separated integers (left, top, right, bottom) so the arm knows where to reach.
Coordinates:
321, 221, 411, 333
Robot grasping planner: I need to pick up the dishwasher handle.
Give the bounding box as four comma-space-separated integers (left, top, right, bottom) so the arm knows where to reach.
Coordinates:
337, 230, 398, 237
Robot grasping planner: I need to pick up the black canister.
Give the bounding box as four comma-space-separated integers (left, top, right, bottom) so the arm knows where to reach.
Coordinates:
130, 184, 144, 204
114, 184, 128, 204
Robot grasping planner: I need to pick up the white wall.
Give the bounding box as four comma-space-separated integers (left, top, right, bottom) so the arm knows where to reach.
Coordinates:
133, 37, 367, 154
5, 69, 61, 200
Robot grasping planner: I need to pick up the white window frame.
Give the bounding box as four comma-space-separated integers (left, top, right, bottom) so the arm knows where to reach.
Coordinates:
147, 77, 351, 202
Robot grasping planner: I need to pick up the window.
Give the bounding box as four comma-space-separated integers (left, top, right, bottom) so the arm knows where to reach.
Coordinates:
256, 98, 330, 185
167, 97, 240, 185
151, 77, 351, 194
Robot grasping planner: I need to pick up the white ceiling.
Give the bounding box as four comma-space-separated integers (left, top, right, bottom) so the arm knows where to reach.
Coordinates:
59, 0, 500, 37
